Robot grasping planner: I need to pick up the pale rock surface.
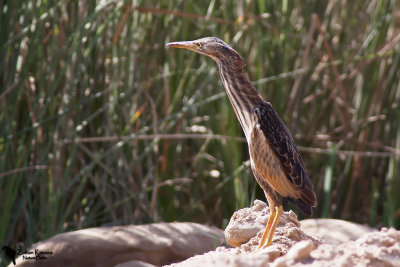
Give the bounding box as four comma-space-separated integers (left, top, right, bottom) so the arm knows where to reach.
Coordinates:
225, 200, 324, 252
304, 227, 400, 267
168, 200, 324, 267
12, 222, 224, 267
300, 218, 376, 244
224, 199, 268, 247
170, 200, 400, 267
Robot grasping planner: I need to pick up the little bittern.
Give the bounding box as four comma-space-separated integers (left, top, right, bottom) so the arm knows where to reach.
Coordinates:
167, 37, 317, 248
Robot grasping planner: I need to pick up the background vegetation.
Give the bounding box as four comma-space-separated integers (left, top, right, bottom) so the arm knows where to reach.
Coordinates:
1, 0, 400, 253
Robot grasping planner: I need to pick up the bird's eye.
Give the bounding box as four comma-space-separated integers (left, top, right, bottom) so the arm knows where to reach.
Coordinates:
196, 43, 202, 48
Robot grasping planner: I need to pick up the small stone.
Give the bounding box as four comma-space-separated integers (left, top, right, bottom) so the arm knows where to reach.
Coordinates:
285, 240, 314, 261
271, 256, 289, 267
252, 199, 268, 211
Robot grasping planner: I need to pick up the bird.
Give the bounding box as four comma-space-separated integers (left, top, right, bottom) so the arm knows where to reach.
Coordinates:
166, 37, 317, 248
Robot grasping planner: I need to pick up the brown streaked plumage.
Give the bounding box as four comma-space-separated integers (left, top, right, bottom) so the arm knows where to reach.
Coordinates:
167, 37, 317, 248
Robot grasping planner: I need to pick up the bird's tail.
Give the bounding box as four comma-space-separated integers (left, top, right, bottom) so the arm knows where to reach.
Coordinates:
287, 181, 317, 216
287, 196, 313, 216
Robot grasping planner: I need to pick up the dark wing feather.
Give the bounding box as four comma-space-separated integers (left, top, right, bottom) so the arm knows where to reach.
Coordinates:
254, 101, 317, 210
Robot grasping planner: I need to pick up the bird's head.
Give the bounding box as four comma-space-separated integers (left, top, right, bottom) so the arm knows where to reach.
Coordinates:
167, 37, 242, 65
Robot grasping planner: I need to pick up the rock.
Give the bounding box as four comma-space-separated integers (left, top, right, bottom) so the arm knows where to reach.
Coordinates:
224, 200, 269, 247
115, 260, 156, 267
300, 218, 376, 244
170, 200, 324, 267
224, 199, 323, 253
271, 240, 314, 267
166, 246, 273, 267
171, 200, 400, 267
307, 227, 400, 267
12, 222, 224, 267
285, 240, 314, 261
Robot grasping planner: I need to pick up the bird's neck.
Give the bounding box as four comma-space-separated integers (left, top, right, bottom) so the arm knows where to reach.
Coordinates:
217, 61, 263, 141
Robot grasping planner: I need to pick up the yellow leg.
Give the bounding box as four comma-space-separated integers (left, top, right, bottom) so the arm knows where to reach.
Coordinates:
257, 207, 276, 249
257, 205, 283, 249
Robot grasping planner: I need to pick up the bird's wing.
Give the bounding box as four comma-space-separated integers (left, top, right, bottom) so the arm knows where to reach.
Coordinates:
250, 101, 316, 208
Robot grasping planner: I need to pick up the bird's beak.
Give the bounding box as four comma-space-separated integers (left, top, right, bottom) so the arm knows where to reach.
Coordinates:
166, 41, 199, 52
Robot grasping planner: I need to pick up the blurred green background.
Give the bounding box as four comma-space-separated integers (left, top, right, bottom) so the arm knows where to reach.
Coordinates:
1, 0, 400, 250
